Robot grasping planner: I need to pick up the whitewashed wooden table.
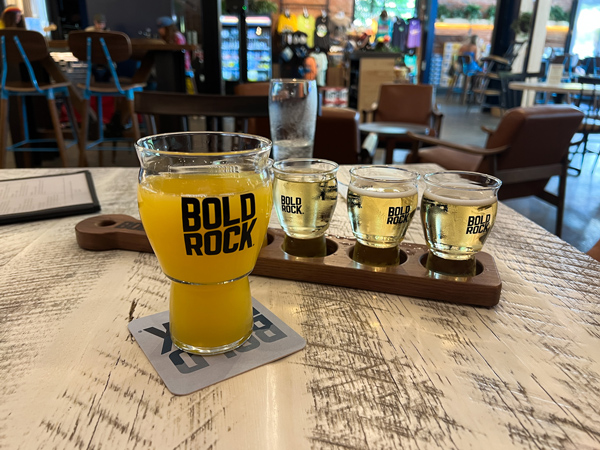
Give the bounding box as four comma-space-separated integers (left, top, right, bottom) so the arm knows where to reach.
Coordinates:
508, 81, 599, 105
1, 165, 599, 449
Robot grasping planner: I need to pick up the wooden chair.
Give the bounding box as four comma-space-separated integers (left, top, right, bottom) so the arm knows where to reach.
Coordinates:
234, 82, 270, 138
470, 41, 525, 110
313, 107, 362, 164
497, 71, 527, 110
134, 91, 270, 135
362, 83, 443, 162
570, 76, 600, 175
407, 105, 584, 237
497, 70, 545, 111
446, 54, 477, 105
0, 29, 79, 168
68, 31, 145, 166
582, 57, 600, 75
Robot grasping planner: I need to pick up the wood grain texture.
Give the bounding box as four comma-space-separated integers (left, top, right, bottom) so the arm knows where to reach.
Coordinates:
75, 215, 502, 307
1, 166, 599, 450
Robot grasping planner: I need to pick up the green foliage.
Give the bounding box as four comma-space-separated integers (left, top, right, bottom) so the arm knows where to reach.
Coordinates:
437, 5, 451, 19
248, 0, 278, 14
511, 11, 532, 35
450, 6, 466, 18
464, 4, 482, 20
436, 3, 495, 22
549, 5, 569, 22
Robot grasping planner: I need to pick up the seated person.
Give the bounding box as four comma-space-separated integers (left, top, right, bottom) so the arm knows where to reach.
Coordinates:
157, 16, 191, 71
85, 13, 108, 32
458, 36, 482, 73
1, 6, 25, 28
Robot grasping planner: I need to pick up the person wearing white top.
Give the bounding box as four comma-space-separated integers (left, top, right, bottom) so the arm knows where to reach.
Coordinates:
309, 51, 328, 86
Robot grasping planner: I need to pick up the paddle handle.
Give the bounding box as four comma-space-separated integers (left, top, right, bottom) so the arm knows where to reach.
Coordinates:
75, 214, 153, 253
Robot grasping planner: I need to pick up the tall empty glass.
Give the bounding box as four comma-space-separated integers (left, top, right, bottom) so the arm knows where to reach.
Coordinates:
269, 79, 318, 161
136, 132, 273, 355
421, 171, 502, 276
347, 166, 419, 266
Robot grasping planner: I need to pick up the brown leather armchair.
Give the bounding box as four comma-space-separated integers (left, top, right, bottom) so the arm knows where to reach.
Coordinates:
363, 83, 443, 135
362, 83, 443, 163
407, 105, 584, 237
234, 82, 270, 139
588, 238, 600, 262
235, 82, 363, 163
314, 107, 362, 164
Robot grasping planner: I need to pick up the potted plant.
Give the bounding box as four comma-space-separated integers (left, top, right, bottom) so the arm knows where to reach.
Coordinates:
248, 0, 278, 15
464, 4, 482, 21
442, 6, 467, 23
549, 6, 569, 25
511, 11, 532, 39
437, 5, 451, 21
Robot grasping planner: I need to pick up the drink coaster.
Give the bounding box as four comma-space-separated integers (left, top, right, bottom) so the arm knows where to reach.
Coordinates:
77, 214, 502, 308
128, 299, 306, 395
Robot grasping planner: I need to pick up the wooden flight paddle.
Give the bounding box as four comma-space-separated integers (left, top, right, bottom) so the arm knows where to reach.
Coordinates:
75, 214, 502, 307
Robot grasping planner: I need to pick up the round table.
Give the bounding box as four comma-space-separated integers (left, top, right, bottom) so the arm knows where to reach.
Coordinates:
508, 81, 600, 105
359, 121, 430, 164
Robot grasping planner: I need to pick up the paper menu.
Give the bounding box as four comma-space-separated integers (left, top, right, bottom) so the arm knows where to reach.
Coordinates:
0, 171, 100, 224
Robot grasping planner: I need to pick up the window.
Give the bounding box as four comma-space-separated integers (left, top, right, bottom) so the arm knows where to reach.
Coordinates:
353, 0, 416, 28
571, 0, 599, 57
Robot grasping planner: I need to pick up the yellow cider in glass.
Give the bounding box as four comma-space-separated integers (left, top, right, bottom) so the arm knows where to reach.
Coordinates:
138, 171, 272, 351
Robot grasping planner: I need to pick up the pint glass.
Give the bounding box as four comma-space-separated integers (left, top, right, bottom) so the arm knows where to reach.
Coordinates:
269, 79, 318, 161
347, 166, 419, 266
272, 158, 338, 257
421, 171, 502, 276
136, 132, 273, 355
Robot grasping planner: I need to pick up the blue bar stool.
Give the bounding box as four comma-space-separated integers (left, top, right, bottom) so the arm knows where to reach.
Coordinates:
68, 31, 145, 166
0, 30, 79, 168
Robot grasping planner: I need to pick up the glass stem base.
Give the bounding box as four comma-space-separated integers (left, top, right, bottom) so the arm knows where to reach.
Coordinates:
425, 252, 476, 277
282, 235, 327, 257
172, 328, 253, 356
169, 277, 254, 355
352, 241, 400, 266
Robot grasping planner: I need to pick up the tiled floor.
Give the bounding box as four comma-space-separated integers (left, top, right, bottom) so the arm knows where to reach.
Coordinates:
6, 99, 600, 254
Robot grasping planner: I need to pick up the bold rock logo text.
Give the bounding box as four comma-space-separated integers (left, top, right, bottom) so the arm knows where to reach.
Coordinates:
466, 214, 491, 234
280, 196, 303, 214
182, 194, 256, 256
387, 206, 411, 225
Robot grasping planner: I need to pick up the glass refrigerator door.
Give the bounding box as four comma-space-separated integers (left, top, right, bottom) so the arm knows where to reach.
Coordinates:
221, 15, 240, 81
246, 16, 272, 82
571, 0, 600, 61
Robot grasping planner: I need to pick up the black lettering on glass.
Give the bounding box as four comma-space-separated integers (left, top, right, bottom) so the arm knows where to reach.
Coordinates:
222, 197, 241, 227
184, 233, 203, 256
204, 230, 222, 255
241, 193, 256, 221
202, 197, 222, 230
182, 198, 201, 232
239, 218, 256, 251
223, 226, 240, 253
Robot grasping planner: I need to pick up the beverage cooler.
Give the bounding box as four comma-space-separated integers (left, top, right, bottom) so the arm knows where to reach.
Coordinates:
246, 16, 272, 82
220, 15, 272, 83
221, 15, 241, 82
